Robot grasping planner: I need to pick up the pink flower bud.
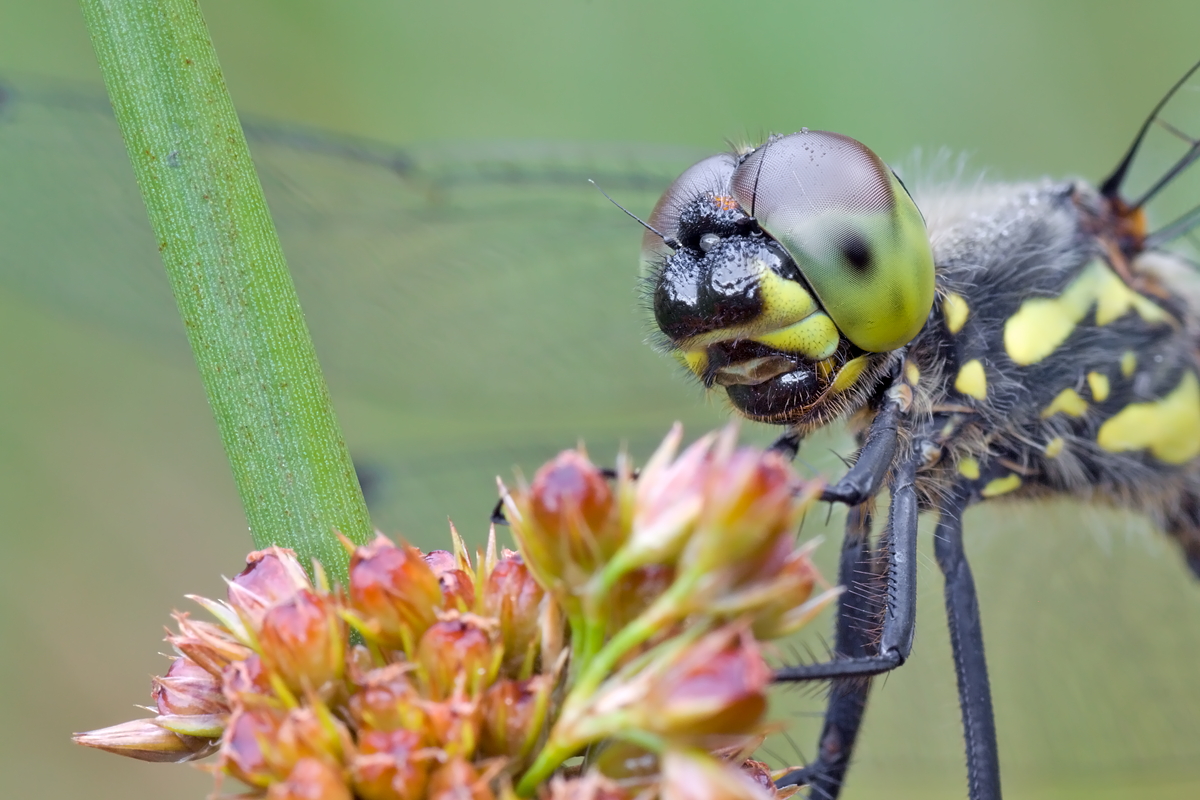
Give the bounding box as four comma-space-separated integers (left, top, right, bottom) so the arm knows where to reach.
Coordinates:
439, 569, 476, 612
680, 448, 799, 577
639, 630, 770, 737
348, 664, 429, 737
267, 757, 352, 800
530, 452, 615, 543
423, 694, 482, 758
222, 654, 272, 703
222, 705, 286, 787
223, 703, 349, 790
168, 613, 253, 676
423, 550, 457, 577
623, 427, 714, 569
272, 708, 349, 775
153, 656, 227, 716
427, 757, 495, 800
72, 718, 216, 763
350, 728, 430, 800
482, 555, 545, 676
257, 589, 345, 693
750, 549, 827, 640
227, 548, 311, 627
608, 564, 674, 634
508, 450, 621, 589
416, 617, 501, 699
349, 535, 443, 649
479, 676, 551, 763
660, 750, 775, 800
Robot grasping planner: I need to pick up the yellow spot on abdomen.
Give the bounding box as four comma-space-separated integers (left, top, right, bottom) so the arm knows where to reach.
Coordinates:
1044, 437, 1065, 458
1041, 388, 1088, 418
957, 457, 981, 480
1087, 372, 1110, 402
832, 355, 870, 393
982, 474, 1022, 497
1120, 350, 1137, 378
943, 292, 969, 334
1004, 260, 1170, 366
955, 359, 987, 400
1097, 372, 1200, 464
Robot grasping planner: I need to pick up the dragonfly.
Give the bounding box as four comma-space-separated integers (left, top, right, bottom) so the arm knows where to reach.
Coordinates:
3, 70, 1200, 798
640, 60, 1200, 800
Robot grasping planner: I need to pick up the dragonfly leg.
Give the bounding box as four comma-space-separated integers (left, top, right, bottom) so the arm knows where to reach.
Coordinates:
820, 395, 901, 507
775, 445, 920, 682
775, 503, 879, 797
934, 483, 1002, 800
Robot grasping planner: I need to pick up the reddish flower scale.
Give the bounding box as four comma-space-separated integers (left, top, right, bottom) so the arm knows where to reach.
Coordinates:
74, 426, 833, 800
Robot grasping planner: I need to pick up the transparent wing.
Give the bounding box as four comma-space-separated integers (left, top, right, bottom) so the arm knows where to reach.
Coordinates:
0, 77, 723, 526
1100, 59, 1200, 255
0, 78, 706, 404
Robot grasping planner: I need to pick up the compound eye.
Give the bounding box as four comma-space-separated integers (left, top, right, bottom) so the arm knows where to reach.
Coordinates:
640, 153, 737, 274
731, 131, 935, 352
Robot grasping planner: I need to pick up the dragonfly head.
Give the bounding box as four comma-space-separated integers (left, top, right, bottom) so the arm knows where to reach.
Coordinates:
642, 131, 935, 425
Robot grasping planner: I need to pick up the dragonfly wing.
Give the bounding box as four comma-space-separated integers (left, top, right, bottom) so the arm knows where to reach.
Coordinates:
1100, 59, 1200, 254
0, 77, 723, 526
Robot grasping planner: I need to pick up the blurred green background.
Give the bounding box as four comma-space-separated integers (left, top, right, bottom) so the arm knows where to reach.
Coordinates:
3, 1, 1200, 799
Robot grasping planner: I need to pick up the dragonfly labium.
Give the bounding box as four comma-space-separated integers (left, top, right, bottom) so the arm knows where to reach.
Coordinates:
3, 63, 1200, 799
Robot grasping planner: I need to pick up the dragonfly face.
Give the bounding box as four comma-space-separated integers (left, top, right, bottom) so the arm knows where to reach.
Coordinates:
643, 131, 934, 427
642, 61, 1200, 800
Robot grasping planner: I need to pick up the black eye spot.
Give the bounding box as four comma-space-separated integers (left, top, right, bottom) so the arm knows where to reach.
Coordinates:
841, 232, 872, 272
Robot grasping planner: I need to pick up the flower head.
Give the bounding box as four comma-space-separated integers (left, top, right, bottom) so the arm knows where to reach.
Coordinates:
75, 425, 830, 800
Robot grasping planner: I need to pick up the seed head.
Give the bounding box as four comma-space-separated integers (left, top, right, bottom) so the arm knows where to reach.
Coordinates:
75, 426, 832, 800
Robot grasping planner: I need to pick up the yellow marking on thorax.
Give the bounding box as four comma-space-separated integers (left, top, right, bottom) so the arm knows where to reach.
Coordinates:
982, 474, 1022, 497
1120, 350, 1137, 378
1096, 371, 1200, 464
832, 355, 870, 393
943, 292, 969, 334
905, 361, 920, 386
954, 359, 987, 400
752, 313, 840, 360
1041, 388, 1088, 419
1003, 260, 1170, 366
957, 457, 981, 480
1087, 371, 1110, 402
1044, 437, 1065, 458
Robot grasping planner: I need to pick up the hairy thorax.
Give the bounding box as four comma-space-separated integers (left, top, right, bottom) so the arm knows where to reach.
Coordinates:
896, 179, 1200, 539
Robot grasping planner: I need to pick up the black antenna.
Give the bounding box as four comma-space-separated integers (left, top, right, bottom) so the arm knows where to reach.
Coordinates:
588, 179, 677, 249
1100, 57, 1200, 200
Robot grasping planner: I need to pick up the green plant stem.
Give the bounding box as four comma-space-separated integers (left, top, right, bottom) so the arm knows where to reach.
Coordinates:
78, 0, 371, 580
515, 575, 701, 795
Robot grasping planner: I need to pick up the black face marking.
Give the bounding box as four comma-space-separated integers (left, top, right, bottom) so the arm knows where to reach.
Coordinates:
841, 231, 873, 272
